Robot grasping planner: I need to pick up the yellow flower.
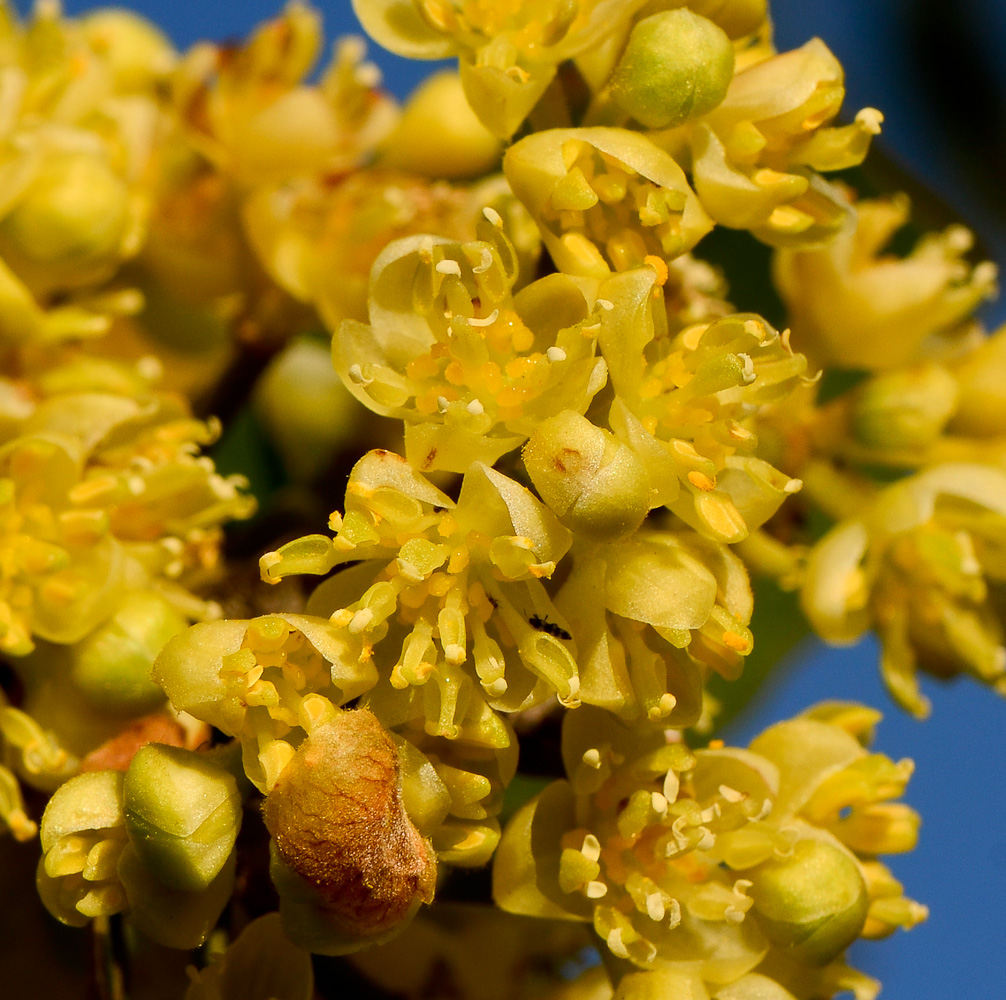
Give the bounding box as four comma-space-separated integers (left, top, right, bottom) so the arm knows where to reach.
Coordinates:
172, 5, 395, 186
774, 194, 997, 370
495, 702, 923, 996
332, 217, 604, 472
0, 391, 252, 659
554, 529, 753, 725
261, 450, 578, 718
504, 127, 712, 277
353, 0, 649, 137
686, 40, 882, 247
801, 462, 1006, 716
597, 266, 807, 543
243, 170, 536, 334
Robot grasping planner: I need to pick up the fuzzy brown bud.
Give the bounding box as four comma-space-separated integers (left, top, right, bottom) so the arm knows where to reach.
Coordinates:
262, 709, 437, 944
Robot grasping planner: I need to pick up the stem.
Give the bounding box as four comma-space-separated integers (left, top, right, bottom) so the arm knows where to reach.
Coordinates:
734, 529, 806, 588
91, 916, 127, 1000
799, 459, 878, 523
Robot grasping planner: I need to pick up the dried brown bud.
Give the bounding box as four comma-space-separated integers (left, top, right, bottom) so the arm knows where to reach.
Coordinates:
262, 708, 437, 943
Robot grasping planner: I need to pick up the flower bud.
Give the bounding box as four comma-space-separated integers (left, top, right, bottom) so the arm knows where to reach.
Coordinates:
850, 364, 958, 450
379, 71, 502, 179
254, 336, 363, 482
749, 834, 868, 964
610, 10, 734, 129
71, 591, 188, 716
123, 744, 242, 892
522, 411, 650, 542
263, 708, 437, 951
0, 154, 133, 296
80, 8, 176, 91
950, 323, 1006, 438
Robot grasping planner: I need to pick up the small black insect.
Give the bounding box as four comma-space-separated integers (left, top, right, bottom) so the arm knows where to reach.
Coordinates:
528, 614, 572, 641
487, 595, 499, 610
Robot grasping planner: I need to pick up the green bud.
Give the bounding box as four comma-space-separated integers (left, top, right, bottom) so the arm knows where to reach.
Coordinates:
119, 843, 237, 950
0, 154, 133, 295
522, 411, 650, 542
749, 834, 868, 964
72, 591, 188, 716
851, 364, 958, 450
610, 10, 734, 129
254, 337, 363, 483
123, 745, 242, 892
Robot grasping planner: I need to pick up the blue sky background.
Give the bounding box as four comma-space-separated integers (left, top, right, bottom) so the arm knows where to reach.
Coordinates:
18, 1, 1006, 996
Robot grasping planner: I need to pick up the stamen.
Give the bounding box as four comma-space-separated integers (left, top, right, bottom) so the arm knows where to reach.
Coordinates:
468, 309, 499, 327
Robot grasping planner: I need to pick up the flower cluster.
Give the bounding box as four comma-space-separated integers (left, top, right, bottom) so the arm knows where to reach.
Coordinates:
7, 0, 1004, 996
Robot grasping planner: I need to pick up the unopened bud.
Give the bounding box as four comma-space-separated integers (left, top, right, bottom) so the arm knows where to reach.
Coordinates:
851, 364, 958, 450
123, 745, 241, 892
610, 10, 734, 130
263, 708, 437, 948
749, 835, 868, 964
0, 154, 132, 295
72, 591, 187, 716
523, 411, 650, 542
379, 71, 502, 179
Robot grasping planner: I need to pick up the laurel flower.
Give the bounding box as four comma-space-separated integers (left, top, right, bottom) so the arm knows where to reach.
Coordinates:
687, 39, 882, 248
504, 127, 712, 278
153, 613, 377, 793
0, 3, 167, 345
261, 450, 578, 719
494, 702, 923, 996
597, 266, 806, 542
333, 217, 606, 472
0, 391, 252, 659
37, 748, 242, 949
553, 530, 753, 726
155, 608, 508, 871
244, 171, 538, 335
774, 195, 998, 370
172, 6, 396, 185
35, 770, 130, 926
352, 0, 649, 137
801, 462, 1006, 716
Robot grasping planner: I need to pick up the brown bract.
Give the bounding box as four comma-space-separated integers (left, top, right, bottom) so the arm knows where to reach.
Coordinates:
79, 712, 192, 772
262, 709, 437, 939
